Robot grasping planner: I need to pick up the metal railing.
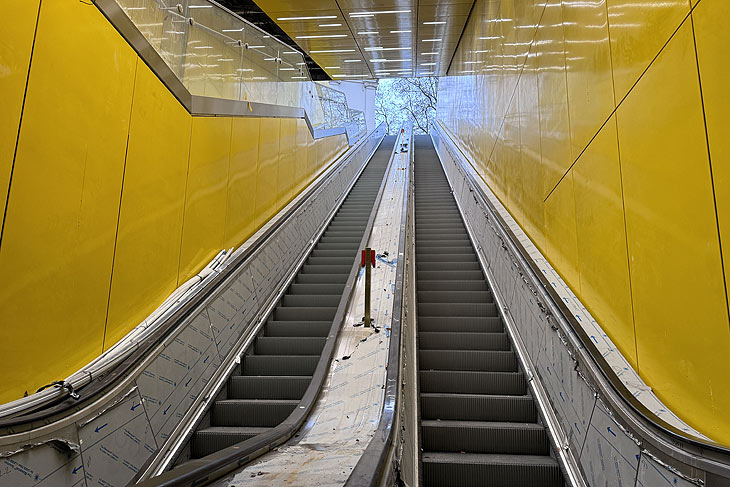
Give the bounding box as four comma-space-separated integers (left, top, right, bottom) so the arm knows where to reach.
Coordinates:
114, 0, 364, 134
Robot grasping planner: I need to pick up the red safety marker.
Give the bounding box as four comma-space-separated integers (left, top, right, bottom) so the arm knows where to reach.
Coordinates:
361, 249, 376, 268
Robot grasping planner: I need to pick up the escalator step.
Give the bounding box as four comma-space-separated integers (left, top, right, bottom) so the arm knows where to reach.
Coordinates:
243, 355, 319, 376
417, 316, 504, 333
264, 321, 331, 337
273, 306, 337, 321
419, 371, 528, 397
417, 280, 489, 292
420, 393, 536, 423
417, 290, 491, 303
281, 294, 341, 307
287, 283, 346, 295
212, 399, 298, 426
418, 331, 508, 351
255, 336, 326, 355
421, 420, 550, 455
191, 427, 271, 458
295, 273, 349, 284
421, 452, 562, 487
228, 375, 312, 399
418, 302, 498, 318
419, 349, 517, 372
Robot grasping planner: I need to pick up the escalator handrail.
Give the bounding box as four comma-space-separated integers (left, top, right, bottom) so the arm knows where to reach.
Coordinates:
135, 132, 403, 487
431, 121, 730, 480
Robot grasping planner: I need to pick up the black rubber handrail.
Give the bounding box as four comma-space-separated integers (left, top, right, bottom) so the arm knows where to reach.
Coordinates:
134, 133, 402, 487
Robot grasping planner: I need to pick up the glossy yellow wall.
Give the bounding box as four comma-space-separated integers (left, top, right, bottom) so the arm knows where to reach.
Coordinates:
0, 0, 348, 402
438, 0, 730, 443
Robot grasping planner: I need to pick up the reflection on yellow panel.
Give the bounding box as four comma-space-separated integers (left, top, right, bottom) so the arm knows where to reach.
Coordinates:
224, 118, 260, 249
563, 0, 615, 159
617, 22, 730, 442
0, 0, 137, 403
255, 119, 280, 227
294, 120, 310, 196
179, 117, 232, 281
543, 173, 580, 291
0, 0, 40, 233
607, 0, 690, 102
572, 117, 636, 367
105, 63, 192, 350
278, 118, 297, 207
694, 0, 730, 314
536, 0, 572, 198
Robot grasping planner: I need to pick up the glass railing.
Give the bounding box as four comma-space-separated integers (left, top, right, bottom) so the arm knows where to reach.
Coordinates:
115, 0, 363, 134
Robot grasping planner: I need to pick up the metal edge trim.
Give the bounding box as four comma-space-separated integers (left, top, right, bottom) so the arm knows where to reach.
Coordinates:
343, 128, 412, 487
134, 132, 399, 487
431, 121, 730, 478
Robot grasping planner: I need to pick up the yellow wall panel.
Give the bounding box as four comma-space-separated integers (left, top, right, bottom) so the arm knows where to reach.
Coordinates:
543, 173, 580, 291
607, 0, 690, 102
255, 119, 281, 227
224, 117, 260, 249
0, 0, 137, 402
536, 0, 572, 198
693, 0, 730, 315
178, 117, 232, 281
278, 118, 297, 207
439, 0, 730, 442
563, 0, 615, 159
616, 22, 730, 441
572, 117, 636, 367
105, 64, 191, 349
295, 120, 310, 196
0, 0, 41, 233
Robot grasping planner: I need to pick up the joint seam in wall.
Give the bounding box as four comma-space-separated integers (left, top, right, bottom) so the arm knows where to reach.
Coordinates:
0, 0, 43, 254
543, 6, 695, 203
102, 58, 139, 352
176, 120, 195, 286
689, 11, 730, 334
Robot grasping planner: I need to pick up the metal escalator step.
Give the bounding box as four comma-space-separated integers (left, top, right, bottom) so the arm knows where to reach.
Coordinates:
419, 350, 517, 372
300, 264, 352, 274
416, 253, 478, 263
306, 256, 355, 266
287, 283, 346, 295
191, 427, 271, 458
422, 420, 550, 455
281, 294, 341, 307
419, 371, 528, 397
418, 302, 497, 317
264, 321, 331, 337
415, 234, 471, 242
416, 262, 481, 272
228, 375, 311, 399
418, 316, 503, 332
418, 332, 508, 351
295, 273, 349, 284
420, 393, 535, 422
273, 306, 336, 321
243, 355, 319, 375
212, 399, 298, 426
421, 452, 562, 487
255, 336, 326, 355
309, 249, 356, 258
417, 280, 489, 292
417, 270, 486, 281
313, 243, 360, 251
416, 244, 474, 252
417, 290, 491, 303
417, 226, 468, 234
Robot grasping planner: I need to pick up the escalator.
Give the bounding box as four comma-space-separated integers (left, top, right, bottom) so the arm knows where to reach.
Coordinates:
413, 136, 565, 486
183, 136, 396, 460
